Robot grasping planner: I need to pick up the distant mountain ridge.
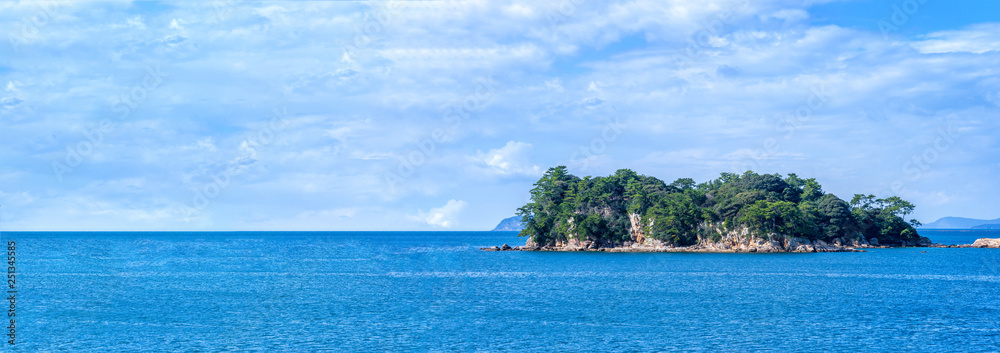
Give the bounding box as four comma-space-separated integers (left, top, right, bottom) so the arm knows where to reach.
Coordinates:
972, 224, 1000, 230
491, 216, 525, 231
921, 217, 1000, 229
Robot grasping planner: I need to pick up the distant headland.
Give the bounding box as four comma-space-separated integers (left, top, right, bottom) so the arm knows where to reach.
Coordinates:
920, 216, 1000, 229
484, 167, 999, 253
491, 216, 525, 231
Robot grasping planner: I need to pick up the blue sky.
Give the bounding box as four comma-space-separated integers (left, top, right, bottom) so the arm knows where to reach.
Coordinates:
1, 0, 998, 231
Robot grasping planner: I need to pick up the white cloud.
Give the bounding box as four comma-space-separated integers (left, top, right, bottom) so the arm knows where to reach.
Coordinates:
1, 1, 999, 230
639, 149, 714, 164
587, 81, 603, 94
503, 4, 535, 18
912, 23, 1000, 54
479, 141, 542, 177
417, 200, 467, 228
377, 44, 549, 71
170, 18, 185, 30
254, 5, 289, 20
988, 91, 1000, 107
0, 191, 36, 206
296, 208, 358, 219
113, 15, 146, 30
763, 9, 809, 23
724, 149, 808, 161
85, 178, 147, 194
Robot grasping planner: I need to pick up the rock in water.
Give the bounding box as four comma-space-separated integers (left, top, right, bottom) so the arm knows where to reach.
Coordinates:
501, 244, 512, 251
971, 238, 1000, 248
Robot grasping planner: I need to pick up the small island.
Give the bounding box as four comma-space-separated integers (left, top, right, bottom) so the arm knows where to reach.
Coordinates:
486, 166, 936, 253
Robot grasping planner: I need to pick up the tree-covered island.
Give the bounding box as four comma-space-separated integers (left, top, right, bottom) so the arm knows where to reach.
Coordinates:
499, 166, 931, 253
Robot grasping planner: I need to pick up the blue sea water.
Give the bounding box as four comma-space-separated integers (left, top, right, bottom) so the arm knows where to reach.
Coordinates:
2, 230, 999, 352
919, 229, 1000, 245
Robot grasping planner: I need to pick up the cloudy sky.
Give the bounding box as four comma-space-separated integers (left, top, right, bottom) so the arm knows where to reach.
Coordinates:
1, 0, 998, 231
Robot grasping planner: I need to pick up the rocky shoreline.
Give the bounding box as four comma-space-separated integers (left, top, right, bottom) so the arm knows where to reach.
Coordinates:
933, 238, 1000, 249
482, 237, 1000, 253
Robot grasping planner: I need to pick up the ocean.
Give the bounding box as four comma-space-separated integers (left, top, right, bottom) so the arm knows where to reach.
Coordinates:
2, 230, 999, 351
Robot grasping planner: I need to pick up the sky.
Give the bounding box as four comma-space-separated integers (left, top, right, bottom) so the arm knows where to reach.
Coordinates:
0, 0, 998, 231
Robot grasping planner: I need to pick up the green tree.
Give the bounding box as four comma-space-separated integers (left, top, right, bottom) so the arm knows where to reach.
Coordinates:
816, 194, 853, 240
849, 194, 925, 246
515, 167, 922, 248
737, 200, 812, 238
517, 166, 580, 244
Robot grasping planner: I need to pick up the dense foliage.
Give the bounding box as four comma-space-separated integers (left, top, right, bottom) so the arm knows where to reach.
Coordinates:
517, 166, 925, 247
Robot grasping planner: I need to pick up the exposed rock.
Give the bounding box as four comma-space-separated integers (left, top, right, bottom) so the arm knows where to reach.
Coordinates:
486, 223, 865, 253
972, 238, 1000, 248
525, 237, 537, 248
484, 233, 987, 252
847, 236, 871, 247
628, 213, 651, 244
